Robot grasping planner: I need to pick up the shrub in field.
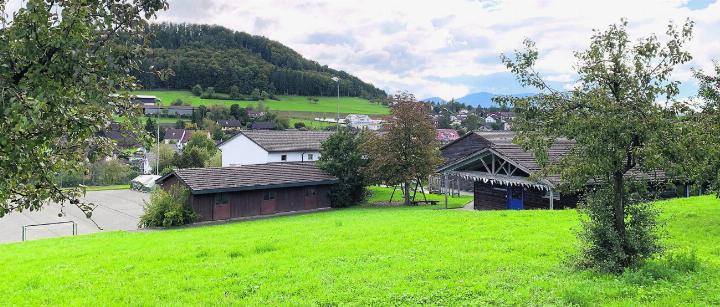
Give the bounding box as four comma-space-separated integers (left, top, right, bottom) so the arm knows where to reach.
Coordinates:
139, 186, 196, 227
192, 84, 203, 96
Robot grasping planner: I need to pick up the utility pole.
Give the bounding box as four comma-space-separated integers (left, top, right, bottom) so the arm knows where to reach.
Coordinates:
332, 76, 340, 130
156, 102, 160, 176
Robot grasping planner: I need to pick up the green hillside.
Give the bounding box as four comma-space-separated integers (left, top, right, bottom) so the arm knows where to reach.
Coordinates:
135, 90, 390, 115
1, 195, 718, 305
136, 23, 386, 99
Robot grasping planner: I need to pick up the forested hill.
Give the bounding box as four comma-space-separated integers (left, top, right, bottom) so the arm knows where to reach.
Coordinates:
135, 23, 386, 99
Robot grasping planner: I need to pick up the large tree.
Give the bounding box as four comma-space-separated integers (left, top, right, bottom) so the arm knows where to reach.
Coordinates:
317, 128, 369, 207
364, 92, 442, 206
0, 0, 168, 217
690, 62, 720, 194
498, 20, 694, 272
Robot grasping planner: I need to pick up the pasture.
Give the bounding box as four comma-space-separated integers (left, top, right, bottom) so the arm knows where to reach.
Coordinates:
1, 195, 718, 305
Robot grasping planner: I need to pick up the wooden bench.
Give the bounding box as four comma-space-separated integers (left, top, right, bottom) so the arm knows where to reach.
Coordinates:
411, 200, 439, 206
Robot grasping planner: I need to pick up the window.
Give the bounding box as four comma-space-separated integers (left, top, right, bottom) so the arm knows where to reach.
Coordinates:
307, 154, 314, 161
214, 193, 228, 204
263, 191, 276, 200
281, 154, 287, 161
305, 188, 316, 197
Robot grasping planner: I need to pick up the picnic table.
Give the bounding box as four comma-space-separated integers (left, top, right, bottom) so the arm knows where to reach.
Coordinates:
411, 200, 439, 206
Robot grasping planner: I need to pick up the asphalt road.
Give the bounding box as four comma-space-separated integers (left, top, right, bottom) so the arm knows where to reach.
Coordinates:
0, 190, 147, 244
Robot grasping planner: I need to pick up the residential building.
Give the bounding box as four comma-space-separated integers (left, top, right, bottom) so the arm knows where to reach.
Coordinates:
219, 130, 333, 166
436, 129, 460, 145
163, 129, 210, 150
156, 162, 337, 221
217, 119, 243, 130
345, 114, 383, 131
251, 121, 276, 130
144, 105, 194, 117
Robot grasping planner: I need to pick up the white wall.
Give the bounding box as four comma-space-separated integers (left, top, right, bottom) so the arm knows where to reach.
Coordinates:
219, 134, 269, 166
267, 151, 321, 163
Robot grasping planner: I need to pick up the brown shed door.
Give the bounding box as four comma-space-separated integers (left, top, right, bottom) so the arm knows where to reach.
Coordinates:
261, 191, 277, 215
213, 193, 231, 220
304, 188, 318, 210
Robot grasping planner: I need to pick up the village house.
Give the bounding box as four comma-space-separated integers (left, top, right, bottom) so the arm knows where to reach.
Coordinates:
345, 114, 383, 130
219, 130, 334, 166
438, 131, 673, 210
144, 105, 195, 117
163, 129, 210, 150
436, 129, 460, 145
131, 95, 158, 106
217, 119, 243, 131
155, 162, 337, 221
251, 121, 276, 130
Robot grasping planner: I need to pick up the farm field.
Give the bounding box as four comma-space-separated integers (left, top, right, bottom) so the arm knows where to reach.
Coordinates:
134, 90, 390, 115
1, 196, 718, 305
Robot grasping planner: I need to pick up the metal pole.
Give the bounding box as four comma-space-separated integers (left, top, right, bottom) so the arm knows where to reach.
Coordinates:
444, 173, 449, 209
549, 190, 554, 210
336, 79, 340, 130
22, 226, 26, 242
156, 106, 160, 175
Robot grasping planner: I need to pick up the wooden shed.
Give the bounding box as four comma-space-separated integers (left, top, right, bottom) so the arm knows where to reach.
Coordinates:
156, 162, 337, 221
438, 131, 669, 210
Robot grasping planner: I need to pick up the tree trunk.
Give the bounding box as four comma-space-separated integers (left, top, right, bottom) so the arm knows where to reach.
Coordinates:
612, 171, 626, 245
403, 181, 411, 206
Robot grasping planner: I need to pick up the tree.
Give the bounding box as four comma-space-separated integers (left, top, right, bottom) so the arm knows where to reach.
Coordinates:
185, 133, 217, 155
497, 20, 694, 272
144, 117, 157, 134
462, 114, 482, 131
156, 143, 176, 175
688, 61, 720, 194
202, 87, 216, 99
0, 0, 167, 217
251, 88, 262, 100
318, 129, 369, 207
175, 119, 186, 129
229, 85, 241, 99
211, 126, 224, 141
192, 84, 203, 96
364, 92, 443, 205
437, 110, 452, 129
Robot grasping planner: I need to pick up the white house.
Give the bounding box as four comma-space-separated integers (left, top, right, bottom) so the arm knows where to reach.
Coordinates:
219, 130, 334, 166
345, 114, 383, 131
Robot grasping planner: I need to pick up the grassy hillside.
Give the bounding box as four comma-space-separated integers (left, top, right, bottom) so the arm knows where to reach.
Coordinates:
1, 196, 718, 305
135, 90, 389, 115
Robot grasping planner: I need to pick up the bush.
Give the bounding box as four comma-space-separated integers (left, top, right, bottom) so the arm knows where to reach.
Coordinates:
201, 87, 215, 99
294, 122, 306, 129
139, 185, 196, 227
576, 186, 663, 273
191, 84, 202, 96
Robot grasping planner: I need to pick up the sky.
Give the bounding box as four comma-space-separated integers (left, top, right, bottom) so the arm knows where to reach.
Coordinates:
6, 0, 720, 100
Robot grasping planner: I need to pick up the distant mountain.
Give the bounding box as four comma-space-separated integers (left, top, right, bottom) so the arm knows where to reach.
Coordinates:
455, 92, 534, 108
421, 96, 446, 104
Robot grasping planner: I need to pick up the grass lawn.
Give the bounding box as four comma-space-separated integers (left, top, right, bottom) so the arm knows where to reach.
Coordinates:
134, 90, 389, 115
1, 196, 718, 305
366, 185, 473, 208
288, 118, 335, 130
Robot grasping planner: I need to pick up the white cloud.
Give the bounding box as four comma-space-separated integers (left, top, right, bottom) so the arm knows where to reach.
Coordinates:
5, 0, 719, 99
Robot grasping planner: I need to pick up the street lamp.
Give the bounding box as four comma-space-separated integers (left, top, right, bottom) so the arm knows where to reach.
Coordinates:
331, 76, 339, 130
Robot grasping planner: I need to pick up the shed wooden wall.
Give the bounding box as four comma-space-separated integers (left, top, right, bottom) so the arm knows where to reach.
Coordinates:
473, 181, 579, 210
190, 185, 332, 222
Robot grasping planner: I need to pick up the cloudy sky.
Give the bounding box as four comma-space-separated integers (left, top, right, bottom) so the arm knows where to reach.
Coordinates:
150, 0, 720, 99
7, 0, 720, 99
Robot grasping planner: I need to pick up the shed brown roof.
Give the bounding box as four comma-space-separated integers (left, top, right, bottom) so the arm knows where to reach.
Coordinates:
158, 162, 337, 194
220, 130, 334, 152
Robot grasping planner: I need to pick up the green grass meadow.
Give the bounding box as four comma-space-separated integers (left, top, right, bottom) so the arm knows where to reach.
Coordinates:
134, 90, 389, 115
1, 196, 718, 305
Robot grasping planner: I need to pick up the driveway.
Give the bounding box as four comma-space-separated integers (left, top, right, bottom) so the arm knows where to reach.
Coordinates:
0, 190, 147, 244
